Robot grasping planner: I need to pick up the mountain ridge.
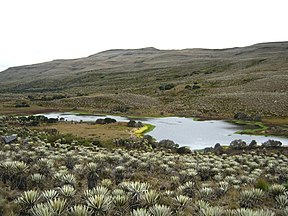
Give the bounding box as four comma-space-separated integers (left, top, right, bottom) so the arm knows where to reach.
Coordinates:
0, 41, 287, 117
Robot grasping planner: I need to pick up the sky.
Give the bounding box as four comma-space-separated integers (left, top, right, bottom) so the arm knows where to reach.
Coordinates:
0, 0, 288, 72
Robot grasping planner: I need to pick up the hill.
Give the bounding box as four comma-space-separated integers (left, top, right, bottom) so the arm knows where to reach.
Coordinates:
0, 42, 288, 117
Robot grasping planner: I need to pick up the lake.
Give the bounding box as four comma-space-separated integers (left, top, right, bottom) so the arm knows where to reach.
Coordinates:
38, 112, 288, 150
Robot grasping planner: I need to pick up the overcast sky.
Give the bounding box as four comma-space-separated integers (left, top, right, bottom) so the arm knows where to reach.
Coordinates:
0, 0, 287, 72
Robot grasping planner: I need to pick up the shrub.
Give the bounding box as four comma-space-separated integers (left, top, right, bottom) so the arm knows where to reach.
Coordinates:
255, 178, 269, 191
149, 204, 172, 216
95, 118, 117, 124
159, 83, 175, 91
69, 205, 92, 216
230, 139, 247, 149
86, 195, 112, 215
15, 102, 30, 108
262, 140, 282, 147
176, 146, 192, 154
131, 208, 151, 216
232, 208, 275, 216
17, 190, 40, 210
275, 195, 288, 209
269, 184, 286, 198
239, 188, 265, 208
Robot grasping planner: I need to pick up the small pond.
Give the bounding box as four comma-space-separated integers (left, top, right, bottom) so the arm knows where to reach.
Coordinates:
38, 113, 288, 150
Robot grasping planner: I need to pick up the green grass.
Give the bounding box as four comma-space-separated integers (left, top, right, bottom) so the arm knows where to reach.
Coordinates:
134, 124, 156, 137
231, 120, 269, 135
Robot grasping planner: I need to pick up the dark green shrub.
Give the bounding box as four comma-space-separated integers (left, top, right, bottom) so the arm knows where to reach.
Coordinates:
159, 83, 175, 91
47, 118, 58, 123
255, 178, 269, 191
15, 102, 30, 108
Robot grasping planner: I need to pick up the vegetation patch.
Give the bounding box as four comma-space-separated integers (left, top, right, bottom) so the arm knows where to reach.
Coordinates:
134, 124, 156, 137
231, 120, 269, 135
35, 121, 131, 142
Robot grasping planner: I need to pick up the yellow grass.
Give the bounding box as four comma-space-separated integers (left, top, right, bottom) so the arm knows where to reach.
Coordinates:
262, 117, 288, 126
134, 125, 149, 135
36, 122, 131, 141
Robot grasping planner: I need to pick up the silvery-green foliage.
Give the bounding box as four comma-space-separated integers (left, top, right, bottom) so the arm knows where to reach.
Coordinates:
113, 194, 129, 207
69, 205, 92, 216
199, 187, 214, 201
0, 161, 14, 177
59, 184, 76, 198
163, 190, 174, 196
173, 195, 191, 209
199, 205, 224, 216
30, 203, 53, 216
12, 161, 29, 173
74, 164, 85, 176
84, 186, 110, 199
214, 174, 223, 182
149, 204, 172, 216
181, 181, 196, 198
17, 190, 40, 207
30, 173, 45, 184
232, 208, 275, 216
280, 207, 288, 216
86, 194, 112, 215
100, 179, 112, 188
239, 188, 265, 208
115, 165, 126, 172
141, 190, 160, 206
218, 181, 229, 194
131, 208, 151, 216
112, 189, 126, 196
269, 184, 286, 198
121, 181, 150, 202
61, 173, 77, 186
192, 200, 210, 215
48, 198, 67, 215
42, 189, 59, 201
275, 194, 288, 208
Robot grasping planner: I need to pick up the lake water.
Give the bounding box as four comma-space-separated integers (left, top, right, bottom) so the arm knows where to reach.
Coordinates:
38, 112, 288, 150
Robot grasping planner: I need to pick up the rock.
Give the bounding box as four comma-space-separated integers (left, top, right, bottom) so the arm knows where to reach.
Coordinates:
249, 140, 257, 148
47, 118, 58, 123
127, 120, 136, 127
143, 135, 153, 143
204, 147, 214, 152
158, 139, 179, 150
177, 146, 192, 154
262, 139, 282, 147
1, 134, 18, 144
214, 143, 222, 150
104, 118, 116, 124
95, 118, 116, 124
135, 121, 143, 128
95, 119, 106, 124
127, 120, 143, 128
230, 139, 247, 149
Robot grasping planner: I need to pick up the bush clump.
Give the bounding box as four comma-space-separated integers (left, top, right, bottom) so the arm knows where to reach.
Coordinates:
15, 102, 30, 108
230, 139, 247, 149
262, 139, 282, 147
159, 83, 175, 91
95, 118, 117, 124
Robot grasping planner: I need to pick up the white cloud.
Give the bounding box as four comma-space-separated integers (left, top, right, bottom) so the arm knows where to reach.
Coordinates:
0, 0, 287, 71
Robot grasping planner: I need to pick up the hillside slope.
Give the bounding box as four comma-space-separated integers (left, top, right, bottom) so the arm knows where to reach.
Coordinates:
0, 42, 288, 117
